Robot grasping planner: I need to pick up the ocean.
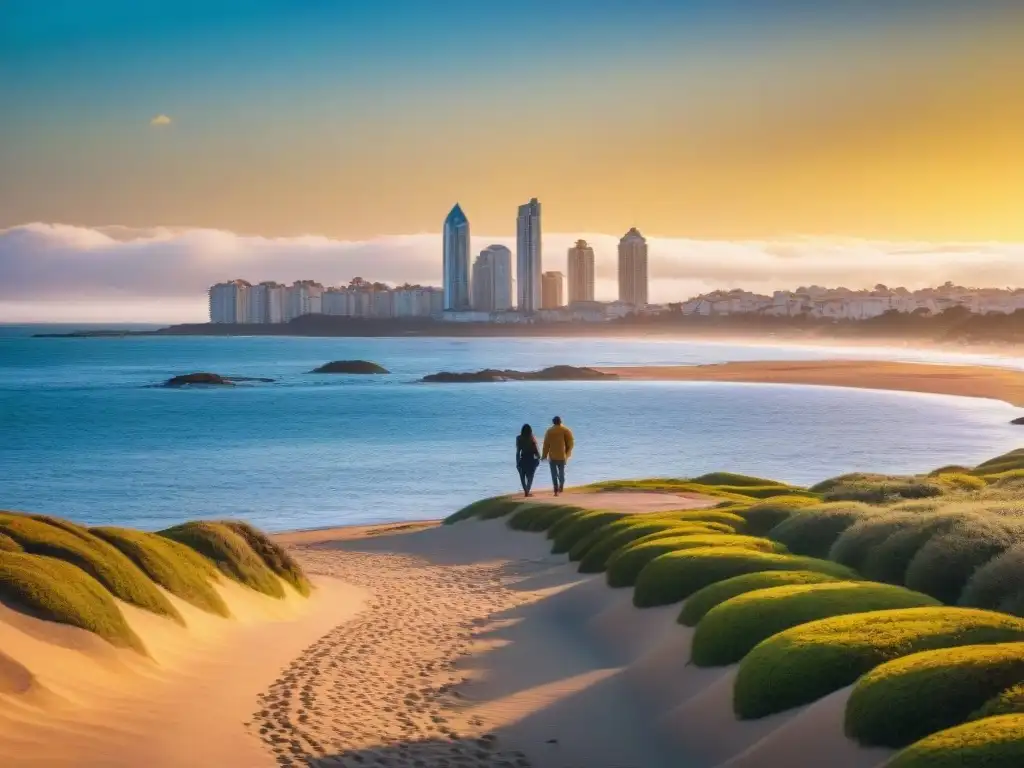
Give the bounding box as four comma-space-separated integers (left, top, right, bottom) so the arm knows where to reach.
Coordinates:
2, 325, 1022, 532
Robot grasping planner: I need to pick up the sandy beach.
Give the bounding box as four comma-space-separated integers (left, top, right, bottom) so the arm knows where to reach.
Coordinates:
600, 359, 1024, 408
0, 488, 893, 768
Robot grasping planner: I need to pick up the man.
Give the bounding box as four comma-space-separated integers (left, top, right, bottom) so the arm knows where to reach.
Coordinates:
541, 415, 575, 496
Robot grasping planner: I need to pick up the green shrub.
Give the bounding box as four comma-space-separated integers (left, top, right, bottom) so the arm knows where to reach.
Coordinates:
712, 485, 817, 500
691, 582, 939, 667
736, 496, 818, 536
885, 714, 1024, 768
767, 502, 877, 558
829, 513, 921, 571
860, 512, 973, 585
632, 547, 857, 608
845, 642, 1024, 748
606, 535, 786, 588
0, 514, 180, 622
934, 473, 988, 492
810, 473, 904, 493
576, 518, 740, 573
160, 522, 285, 598
546, 506, 593, 540
822, 477, 944, 504
443, 496, 519, 524
507, 503, 581, 532
734, 607, 1024, 720
691, 472, 788, 488
92, 527, 230, 616
627, 522, 736, 548
903, 519, 1019, 604
219, 520, 311, 596
660, 509, 747, 530
971, 683, 1024, 720
679, 570, 843, 626
0, 551, 145, 653
552, 511, 629, 556
960, 545, 1024, 617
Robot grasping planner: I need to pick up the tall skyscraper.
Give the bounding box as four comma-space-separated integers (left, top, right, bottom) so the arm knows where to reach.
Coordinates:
443, 203, 471, 311
516, 198, 542, 313
541, 271, 565, 309
567, 239, 595, 304
472, 244, 513, 312
618, 227, 649, 307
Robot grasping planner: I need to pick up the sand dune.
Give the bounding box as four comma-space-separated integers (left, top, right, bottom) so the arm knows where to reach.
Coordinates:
1, 496, 894, 766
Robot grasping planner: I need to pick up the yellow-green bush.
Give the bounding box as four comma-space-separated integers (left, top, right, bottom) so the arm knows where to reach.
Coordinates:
691, 582, 939, 667
0, 514, 180, 622
885, 714, 1024, 768
507, 503, 581, 532
0, 551, 146, 653
736, 496, 818, 536
551, 510, 629, 555
845, 642, 1024, 748
606, 534, 786, 588
829, 513, 921, 572
678, 570, 843, 626
632, 547, 857, 608
220, 520, 311, 596
766, 502, 877, 558
0, 532, 21, 552
691, 472, 788, 488
92, 527, 230, 616
934, 473, 988, 492
160, 521, 285, 598
858, 512, 970, 585
961, 545, 1024, 617
971, 683, 1024, 720
733, 607, 1024, 719
443, 496, 521, 524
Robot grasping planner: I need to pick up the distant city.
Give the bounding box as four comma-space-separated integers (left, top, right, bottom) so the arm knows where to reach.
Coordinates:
210, 199, 1024, 325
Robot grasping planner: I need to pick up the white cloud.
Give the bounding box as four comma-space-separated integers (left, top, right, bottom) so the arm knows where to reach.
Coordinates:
1, 222, 1023, 322
149, 114, 172, 126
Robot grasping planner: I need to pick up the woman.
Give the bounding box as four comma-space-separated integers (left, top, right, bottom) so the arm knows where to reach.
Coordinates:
515, 423, 541, 497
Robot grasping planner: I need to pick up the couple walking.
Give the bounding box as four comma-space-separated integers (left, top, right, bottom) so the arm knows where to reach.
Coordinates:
515, 416, 574, 497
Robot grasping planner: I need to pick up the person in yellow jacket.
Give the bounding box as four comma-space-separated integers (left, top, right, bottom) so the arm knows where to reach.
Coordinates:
541, 415, 575, 496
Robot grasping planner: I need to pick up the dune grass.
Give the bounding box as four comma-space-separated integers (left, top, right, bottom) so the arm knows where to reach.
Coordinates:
971, 683, 1024, 720
507, 503, 582, 532
933, 473, 988, 492
0, 532, 21, 552
550, 510, 629, 555
810, 473, 945, 503
960, 545, 1024, 617
632, 547, 858, 608
219, 520, 311, 596
973, 448, 1024, 476
0, 551, 146, 653
92, 527, 230, 616
691, 582, 940, 667
733, 607, 1024, 719
691, 472, 790, 487
160, 521, 285, 598
0, 513, 181, 622
734, 496, 819, 536
845, 642, 1024, 749
606, 534, 786, 588
766, 502, 878, 558
885, 714, 1024, 768
443, 496, 522, 524
678, 570, 844, 626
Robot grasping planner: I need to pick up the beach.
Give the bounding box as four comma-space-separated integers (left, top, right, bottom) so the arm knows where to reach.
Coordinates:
0, 489, 891, 768
601, 359, 1024, 408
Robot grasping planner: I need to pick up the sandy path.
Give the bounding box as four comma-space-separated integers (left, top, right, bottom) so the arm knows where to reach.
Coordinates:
600, 359, 1024, 408
263, 521, 680, 768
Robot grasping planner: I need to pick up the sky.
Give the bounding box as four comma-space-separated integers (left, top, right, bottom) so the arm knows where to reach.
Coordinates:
2, 1, 1024, 321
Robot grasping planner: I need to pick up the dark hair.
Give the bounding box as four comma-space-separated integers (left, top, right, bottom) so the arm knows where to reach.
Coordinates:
552, 416, 562, 425
520, 424, 533, 438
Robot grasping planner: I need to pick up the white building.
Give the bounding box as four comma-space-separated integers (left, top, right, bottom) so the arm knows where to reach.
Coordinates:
285, 281, 324, 322
567, 239, 595, 304
618, 228, 648, 307
472, 244, 513, 312
516, 198, 542, 313
209, 280, 250, 323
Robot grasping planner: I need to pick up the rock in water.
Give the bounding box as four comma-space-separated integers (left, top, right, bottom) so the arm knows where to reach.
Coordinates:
163, 372, 235, 387
1011, 416, 1024, 425
309, 360, 390, 374
420, 365, 617, 383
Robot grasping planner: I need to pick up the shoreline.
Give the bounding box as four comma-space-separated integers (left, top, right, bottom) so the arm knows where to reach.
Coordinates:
597, 359, 1024, 409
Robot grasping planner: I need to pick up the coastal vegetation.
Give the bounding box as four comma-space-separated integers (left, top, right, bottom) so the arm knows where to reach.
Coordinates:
0, 511, 309, 655
447, 446, 1024, 765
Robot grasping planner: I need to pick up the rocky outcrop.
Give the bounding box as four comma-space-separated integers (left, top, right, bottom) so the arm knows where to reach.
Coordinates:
161, 373, 274, 387
1011, 416, 1024, 425
421, 365, 617, 383
309, 360, 390, 374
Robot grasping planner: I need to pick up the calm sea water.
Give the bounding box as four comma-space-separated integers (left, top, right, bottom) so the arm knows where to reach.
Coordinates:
2, 325, 1022, 531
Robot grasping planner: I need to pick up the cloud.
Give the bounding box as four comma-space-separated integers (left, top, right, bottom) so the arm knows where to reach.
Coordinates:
149, 114, 172, 126
1, 222, 1023, 322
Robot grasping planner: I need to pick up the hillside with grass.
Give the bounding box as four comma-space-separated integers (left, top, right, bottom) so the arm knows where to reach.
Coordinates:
445, 447, 1024, 767
0, 513, 310, 655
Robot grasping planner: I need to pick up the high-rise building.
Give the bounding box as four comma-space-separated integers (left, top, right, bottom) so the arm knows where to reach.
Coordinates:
209, 280, 250, 323
285, 280, 324, 321
567, 239, 595, 304
472, 244, 513, 312
618, 227, 649, 307
516, 198, 542, 313
541, 271, 565, 309
443, 203, 471, 311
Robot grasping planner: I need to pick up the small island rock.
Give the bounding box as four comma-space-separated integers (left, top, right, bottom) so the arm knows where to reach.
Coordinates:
163, 372, 236, 387
421, 365, 616, 383
310, 360, 390, 374
1011, 416, 1024, 425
